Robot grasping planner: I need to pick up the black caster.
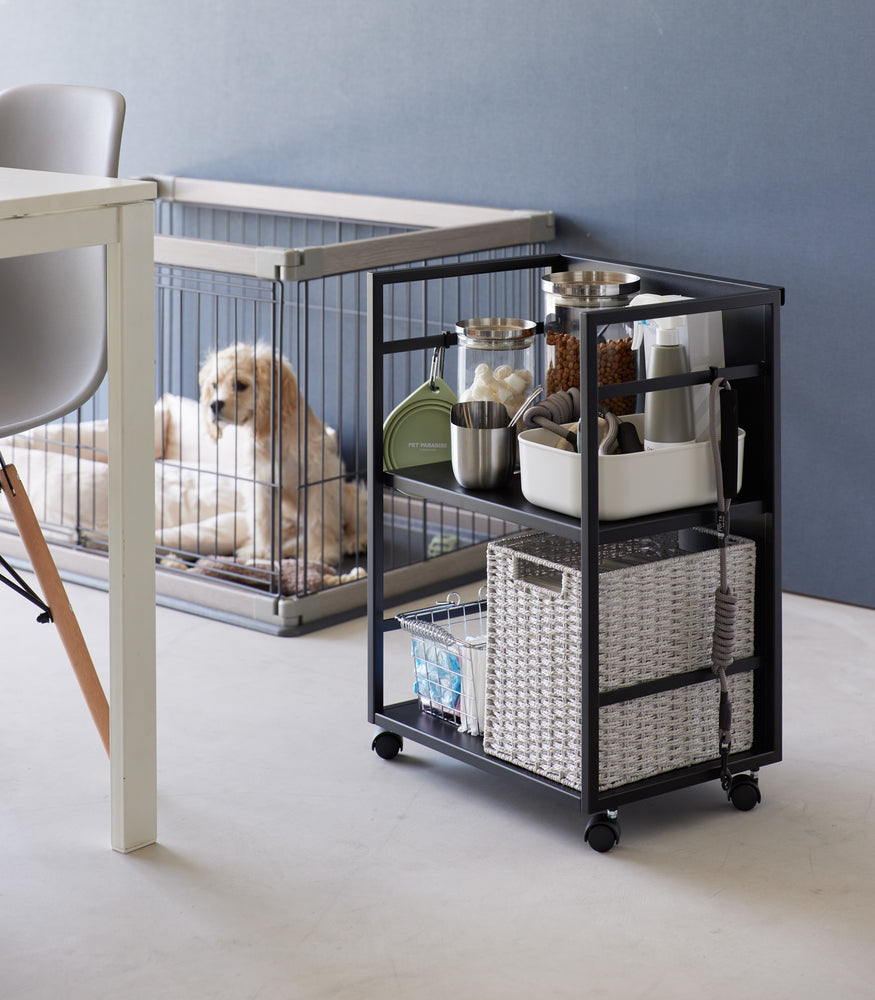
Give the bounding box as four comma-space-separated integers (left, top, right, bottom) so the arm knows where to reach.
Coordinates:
371, 731, 403, 760
584, 811, 621, 853
727, 772, 761, 811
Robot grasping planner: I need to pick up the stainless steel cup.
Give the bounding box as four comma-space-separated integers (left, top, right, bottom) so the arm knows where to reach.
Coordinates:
450, 401, 514, 489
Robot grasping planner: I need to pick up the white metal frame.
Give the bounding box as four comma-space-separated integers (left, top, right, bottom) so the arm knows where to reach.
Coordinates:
150, 175, 555, 278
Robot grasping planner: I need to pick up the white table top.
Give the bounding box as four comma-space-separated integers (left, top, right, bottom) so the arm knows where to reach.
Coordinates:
0, 167, 156, 220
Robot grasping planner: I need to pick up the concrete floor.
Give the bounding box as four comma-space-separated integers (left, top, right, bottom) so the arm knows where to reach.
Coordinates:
1, 576, 873, 999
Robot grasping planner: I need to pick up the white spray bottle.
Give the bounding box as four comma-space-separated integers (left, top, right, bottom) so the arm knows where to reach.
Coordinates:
632, 311, 694, 450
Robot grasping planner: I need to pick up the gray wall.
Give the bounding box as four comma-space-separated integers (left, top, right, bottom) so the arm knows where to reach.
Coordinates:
3, 0, 873, 607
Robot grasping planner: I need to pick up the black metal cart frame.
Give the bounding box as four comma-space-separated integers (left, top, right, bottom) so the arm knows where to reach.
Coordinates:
366, 252, 783, 845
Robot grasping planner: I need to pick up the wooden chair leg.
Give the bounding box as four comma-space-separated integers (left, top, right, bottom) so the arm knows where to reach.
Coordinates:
1, 463, 110, 757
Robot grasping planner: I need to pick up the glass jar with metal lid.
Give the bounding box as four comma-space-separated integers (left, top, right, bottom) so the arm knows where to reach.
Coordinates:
542, 269, 640, 414
456, 317, 536, 420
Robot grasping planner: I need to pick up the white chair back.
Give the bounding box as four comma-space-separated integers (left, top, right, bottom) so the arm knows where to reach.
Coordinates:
0, 84, 126, 437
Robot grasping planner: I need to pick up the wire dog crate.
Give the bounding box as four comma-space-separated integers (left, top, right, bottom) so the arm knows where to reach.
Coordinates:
0, 178, 553, 633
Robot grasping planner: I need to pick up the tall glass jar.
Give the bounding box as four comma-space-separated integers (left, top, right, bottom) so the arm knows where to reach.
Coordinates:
455, 318, 536, 419
542, 270, 640, 415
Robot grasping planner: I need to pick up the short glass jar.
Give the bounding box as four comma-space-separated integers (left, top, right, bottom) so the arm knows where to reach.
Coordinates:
455, 318, 536, 419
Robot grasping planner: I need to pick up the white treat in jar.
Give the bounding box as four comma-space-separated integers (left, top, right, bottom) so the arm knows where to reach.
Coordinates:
505, 371, 527, 396
462, 362, 534, 415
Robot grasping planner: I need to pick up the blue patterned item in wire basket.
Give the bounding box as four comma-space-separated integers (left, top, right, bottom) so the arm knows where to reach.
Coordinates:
396, 592, 488, 736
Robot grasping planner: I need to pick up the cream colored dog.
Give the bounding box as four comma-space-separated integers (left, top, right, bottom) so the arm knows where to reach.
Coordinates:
199, 344, 366, 565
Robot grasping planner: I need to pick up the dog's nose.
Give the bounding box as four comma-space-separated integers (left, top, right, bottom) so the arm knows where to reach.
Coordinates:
210, 400, 225, 417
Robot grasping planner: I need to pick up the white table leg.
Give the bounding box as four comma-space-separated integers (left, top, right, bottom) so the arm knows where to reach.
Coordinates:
106, 199, 157, 853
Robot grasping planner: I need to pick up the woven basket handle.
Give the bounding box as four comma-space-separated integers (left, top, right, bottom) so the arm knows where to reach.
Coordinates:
511, 552, 569, 599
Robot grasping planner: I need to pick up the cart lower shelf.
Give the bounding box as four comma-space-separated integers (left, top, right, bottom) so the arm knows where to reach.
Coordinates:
372, 700, 770, 850
373, 699, 580, 802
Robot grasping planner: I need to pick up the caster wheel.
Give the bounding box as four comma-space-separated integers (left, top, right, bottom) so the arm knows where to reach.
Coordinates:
371, 731, 403, 760
728, 773, 761, 811
584, 812, 621, 853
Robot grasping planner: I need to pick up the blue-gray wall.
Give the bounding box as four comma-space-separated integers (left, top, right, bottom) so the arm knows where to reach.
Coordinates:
4, 1, 873, 607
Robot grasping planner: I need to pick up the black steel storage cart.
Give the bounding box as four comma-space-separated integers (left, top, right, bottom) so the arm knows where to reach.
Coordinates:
367, 253, 782, 851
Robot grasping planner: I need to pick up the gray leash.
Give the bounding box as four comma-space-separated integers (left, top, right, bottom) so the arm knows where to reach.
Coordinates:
522, 387, 581, 448
522, 386, 623, 455
708, 377, 737, 790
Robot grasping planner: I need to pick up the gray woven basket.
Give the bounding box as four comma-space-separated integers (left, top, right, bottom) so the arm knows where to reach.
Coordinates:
483, 529, 756, 792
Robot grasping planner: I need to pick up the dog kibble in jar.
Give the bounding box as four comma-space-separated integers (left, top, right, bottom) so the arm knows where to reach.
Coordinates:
597, 336, 637, 415
542, 269, 641, 415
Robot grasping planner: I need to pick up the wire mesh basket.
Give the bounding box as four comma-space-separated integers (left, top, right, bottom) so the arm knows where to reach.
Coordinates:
396, 591, 488, 735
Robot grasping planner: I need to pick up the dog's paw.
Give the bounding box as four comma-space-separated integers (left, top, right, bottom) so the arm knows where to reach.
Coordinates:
340, 566, 367, 583
158, 554, 190, 571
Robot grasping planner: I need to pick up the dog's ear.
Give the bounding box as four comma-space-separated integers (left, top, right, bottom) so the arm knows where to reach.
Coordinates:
252, 351, 278, 440
198, 352, 217, 389
198, 352, 221, 441
279, 358, 299, 424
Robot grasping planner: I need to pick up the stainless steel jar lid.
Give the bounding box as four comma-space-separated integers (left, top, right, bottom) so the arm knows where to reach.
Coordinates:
541, 270, 641, 305
455, 317, 537, 346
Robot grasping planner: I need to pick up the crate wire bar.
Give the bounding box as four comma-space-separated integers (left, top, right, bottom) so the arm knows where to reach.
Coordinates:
0, 178, 553, 634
